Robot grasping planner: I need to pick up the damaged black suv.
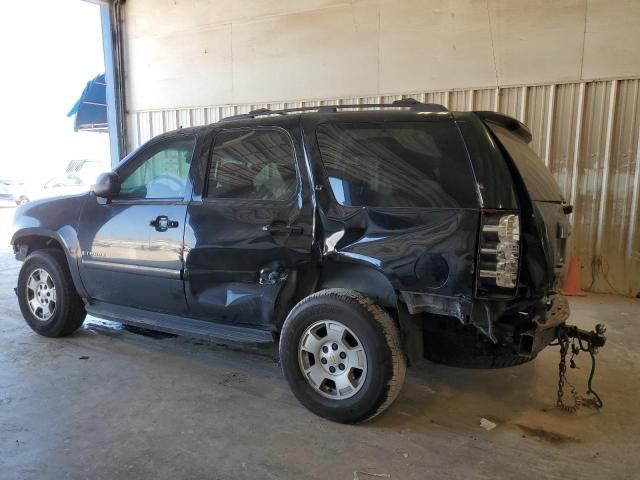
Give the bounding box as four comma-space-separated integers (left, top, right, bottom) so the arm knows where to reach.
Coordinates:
11, 99, 578, 423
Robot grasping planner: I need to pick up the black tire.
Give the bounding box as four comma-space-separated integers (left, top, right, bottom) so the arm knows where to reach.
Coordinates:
279, 288, 406, 423
17, 249, 86, 337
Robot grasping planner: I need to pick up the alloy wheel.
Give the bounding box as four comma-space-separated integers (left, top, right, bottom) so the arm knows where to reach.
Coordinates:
25, 268, 57, 321
298, 320, 368, 399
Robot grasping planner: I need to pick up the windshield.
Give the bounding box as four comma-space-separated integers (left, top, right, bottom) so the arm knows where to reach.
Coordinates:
488, 123, 563, 202
315, 121, 477, 208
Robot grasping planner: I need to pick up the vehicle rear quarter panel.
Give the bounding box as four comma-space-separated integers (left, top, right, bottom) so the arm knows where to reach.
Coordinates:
305, 113, 481, 299
320, 205, 479, 297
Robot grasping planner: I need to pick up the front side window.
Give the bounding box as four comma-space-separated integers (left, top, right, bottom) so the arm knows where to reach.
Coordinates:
118, 137, 196, 199
207, 129, 296, 201
316, 121, 477, 208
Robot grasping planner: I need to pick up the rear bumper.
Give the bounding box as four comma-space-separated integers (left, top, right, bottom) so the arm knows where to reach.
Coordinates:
517, 294, 569, 357
401, 290, 570, 364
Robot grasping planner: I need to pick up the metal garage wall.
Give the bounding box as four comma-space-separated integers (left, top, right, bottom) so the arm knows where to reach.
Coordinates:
130, 78, 640, 296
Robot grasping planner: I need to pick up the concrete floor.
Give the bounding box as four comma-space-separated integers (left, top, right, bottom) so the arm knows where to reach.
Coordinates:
1, 206, 639, 479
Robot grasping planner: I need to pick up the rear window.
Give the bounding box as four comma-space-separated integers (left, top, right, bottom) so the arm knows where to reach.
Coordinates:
489, 123, 563, 202
316, 122, 477, 208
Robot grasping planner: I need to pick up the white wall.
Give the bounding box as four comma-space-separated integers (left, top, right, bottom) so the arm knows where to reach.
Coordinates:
122, 0, 640, 112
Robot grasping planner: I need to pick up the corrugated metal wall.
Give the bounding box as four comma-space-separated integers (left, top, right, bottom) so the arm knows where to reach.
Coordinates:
129, 78, 640, 296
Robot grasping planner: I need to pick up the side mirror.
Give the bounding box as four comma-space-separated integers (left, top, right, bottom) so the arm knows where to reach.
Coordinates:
91, 172, 121, 199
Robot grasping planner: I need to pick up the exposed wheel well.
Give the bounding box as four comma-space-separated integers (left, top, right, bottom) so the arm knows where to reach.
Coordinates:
317, 263, 398, 308
280, 263, 399, 328
313, 264, 426, 364
13, 235, 65, 260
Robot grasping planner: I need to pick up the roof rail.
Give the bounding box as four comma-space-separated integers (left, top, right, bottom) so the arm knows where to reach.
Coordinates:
221, 98, 448, 121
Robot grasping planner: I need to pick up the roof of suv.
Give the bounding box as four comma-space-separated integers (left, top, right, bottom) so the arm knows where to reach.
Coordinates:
147, 98, 531, 145
218, 109, 454, 132
215, 99, 455, 131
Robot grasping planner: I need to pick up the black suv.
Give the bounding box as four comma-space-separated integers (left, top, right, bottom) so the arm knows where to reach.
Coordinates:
11, 99, 573, 423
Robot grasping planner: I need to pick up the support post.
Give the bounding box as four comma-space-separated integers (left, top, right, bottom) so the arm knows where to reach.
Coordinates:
100, 1, 127, 167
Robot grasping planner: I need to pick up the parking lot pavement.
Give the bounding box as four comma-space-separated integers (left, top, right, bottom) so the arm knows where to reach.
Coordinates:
1, 209, 639, 479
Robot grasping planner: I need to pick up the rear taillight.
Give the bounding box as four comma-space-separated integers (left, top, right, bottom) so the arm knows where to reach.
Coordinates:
478, 211, 520, 292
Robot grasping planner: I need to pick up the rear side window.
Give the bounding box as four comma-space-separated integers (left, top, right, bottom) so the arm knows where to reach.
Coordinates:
207, 129, 296, 201
489, 123, 563, 202
316, 122, 477, 208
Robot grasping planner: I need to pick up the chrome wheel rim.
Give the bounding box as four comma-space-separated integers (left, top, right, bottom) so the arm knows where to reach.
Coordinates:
25, 268, 57, 321
298, 320, 368, 399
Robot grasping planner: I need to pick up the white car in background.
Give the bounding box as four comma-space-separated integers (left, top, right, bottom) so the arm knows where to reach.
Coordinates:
31, 160, 108, 201
0, 178, 29, 207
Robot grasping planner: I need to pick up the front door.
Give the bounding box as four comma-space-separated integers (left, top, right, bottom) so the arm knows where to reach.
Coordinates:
77, 135, 197, 313
184, 127, 313, 326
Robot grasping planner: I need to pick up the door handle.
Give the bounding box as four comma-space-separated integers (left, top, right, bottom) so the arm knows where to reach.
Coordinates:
262, 223, 304, 235
150, 215, 179, 232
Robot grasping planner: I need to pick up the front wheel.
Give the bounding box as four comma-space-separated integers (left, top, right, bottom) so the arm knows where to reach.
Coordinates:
17, 249, 86, 337
279, 289, 406, 423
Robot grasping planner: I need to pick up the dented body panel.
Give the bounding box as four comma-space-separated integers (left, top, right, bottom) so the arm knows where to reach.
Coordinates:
319, 205, 479, 298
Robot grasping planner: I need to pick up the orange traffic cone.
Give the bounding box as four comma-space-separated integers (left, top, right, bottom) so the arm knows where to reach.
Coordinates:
561, 256, 586, 296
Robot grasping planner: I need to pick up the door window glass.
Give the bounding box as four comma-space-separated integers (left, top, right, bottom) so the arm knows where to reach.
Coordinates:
207, 129, 296, 201
118, 137, 196, 199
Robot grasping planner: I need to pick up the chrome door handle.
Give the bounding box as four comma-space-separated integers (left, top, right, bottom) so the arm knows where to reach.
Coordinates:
150, 215, 179, 232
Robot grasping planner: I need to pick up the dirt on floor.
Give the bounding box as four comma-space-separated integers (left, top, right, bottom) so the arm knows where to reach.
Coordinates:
0, 206, 639, 479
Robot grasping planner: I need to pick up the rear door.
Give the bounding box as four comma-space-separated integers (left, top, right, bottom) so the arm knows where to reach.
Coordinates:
77, 135, 196, 313
184, 127, 313, 326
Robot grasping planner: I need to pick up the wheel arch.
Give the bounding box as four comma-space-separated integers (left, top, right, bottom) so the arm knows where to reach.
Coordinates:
315, 264, 428, 367
12, 229, 87, 298
317, 262, 398, 309
12, 230, 67, 258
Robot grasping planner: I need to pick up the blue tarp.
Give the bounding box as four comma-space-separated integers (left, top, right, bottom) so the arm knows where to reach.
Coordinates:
67, 73, 107, 132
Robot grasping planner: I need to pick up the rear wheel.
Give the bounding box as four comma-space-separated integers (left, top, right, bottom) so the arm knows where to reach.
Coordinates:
279, 289, 406, 423
17, 249, 86, 337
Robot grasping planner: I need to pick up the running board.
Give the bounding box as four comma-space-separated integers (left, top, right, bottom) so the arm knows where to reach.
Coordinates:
85, 302, 275, 344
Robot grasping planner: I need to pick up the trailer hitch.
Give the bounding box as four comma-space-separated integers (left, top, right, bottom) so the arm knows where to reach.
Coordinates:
554, 323, 607, 413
